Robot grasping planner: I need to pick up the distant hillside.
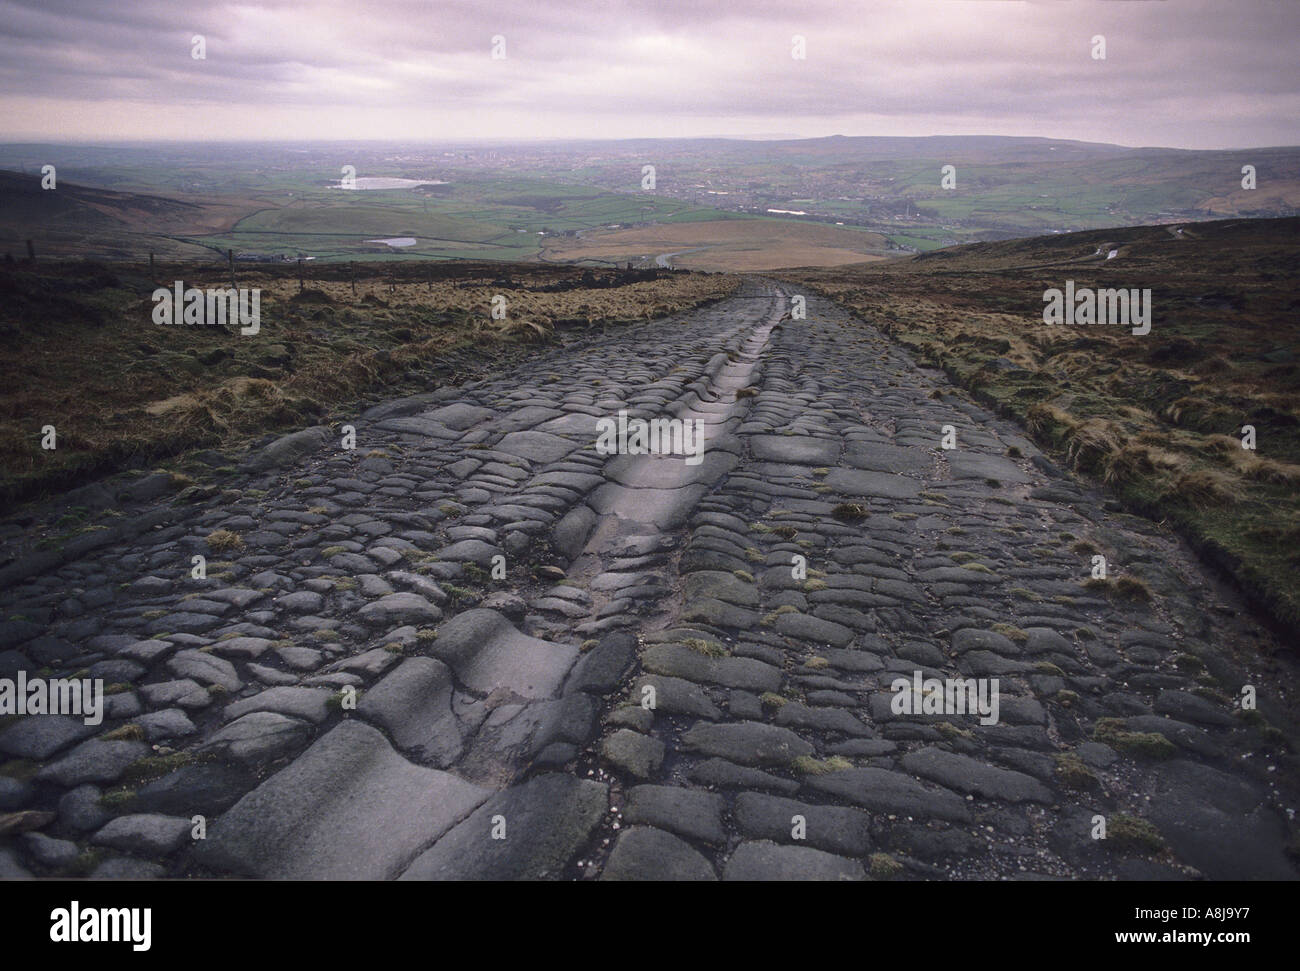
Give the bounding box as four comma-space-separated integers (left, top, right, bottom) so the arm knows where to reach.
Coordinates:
0, 170, 257, 260
554, 136, 1300, 248
0, 136, 1297, 263
564, 134, 1137, 163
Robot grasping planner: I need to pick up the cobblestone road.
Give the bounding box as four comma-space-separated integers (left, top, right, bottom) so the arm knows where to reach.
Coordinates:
2, 279, 1296, 880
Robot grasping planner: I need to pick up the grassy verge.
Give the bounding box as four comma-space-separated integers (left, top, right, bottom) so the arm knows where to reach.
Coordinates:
780, 216, 1300, 639
1, 258, 738, 507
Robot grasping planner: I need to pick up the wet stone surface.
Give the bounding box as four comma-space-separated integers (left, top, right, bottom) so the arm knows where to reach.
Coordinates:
0, 279, 1296, 881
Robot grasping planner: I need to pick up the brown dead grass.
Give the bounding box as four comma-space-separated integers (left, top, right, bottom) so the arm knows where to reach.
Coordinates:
542, 218, 889, 272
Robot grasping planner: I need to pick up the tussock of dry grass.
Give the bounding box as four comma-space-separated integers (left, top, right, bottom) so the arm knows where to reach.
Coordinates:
1167, 468, 1239, 508
1102, 443, 1184, 486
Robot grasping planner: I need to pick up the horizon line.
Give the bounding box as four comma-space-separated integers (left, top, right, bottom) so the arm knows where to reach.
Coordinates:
0, 134, 1298, 153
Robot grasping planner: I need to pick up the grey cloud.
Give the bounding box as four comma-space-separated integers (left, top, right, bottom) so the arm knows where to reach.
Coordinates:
0, 0, 1294, 146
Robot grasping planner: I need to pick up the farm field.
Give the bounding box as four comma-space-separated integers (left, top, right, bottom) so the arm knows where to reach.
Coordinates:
5, 137, 1298, 268
541, 216, 891, 270
176, 176, 747, 263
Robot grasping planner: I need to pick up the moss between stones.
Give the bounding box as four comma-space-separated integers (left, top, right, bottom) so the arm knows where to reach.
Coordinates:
1192, 685, 1231, 705
205, 529, 245, 552
1113, 576, 1154, 602
681, 638, 729, 658
99, 787, 137, 810
1093, 718, 1176, 759
1106, 814, 1166, 853
792, 755, 853, 775
326, 689, 358, 712
1235, 707, 1265, 726
831, 503, 869, 523
869, 853, 904, 878
1082, 575, 1154, 602
1055, 753, 1099, 791
120, 751, 196, 788
760, 605, 798, 627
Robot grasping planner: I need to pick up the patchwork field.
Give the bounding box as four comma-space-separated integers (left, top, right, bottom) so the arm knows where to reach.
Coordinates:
541, 217, 891, 271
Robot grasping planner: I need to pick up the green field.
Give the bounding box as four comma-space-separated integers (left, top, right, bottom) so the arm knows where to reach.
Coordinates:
174, 175, 743, 263
2, 137, 1296, 266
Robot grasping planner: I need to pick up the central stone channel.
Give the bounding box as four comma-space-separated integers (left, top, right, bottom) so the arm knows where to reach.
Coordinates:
567, 293, 785, 624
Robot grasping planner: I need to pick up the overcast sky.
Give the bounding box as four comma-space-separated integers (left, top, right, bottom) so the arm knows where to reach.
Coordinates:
1, 0, 1296, 149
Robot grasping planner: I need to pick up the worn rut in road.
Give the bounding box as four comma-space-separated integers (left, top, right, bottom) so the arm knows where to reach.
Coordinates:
1, 278, 1296, 881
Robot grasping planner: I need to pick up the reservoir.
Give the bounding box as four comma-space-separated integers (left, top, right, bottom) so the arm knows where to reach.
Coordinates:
336, 178, 449, 190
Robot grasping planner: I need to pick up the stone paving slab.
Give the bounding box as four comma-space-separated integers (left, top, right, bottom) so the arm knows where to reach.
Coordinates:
195, 721, 491, 880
